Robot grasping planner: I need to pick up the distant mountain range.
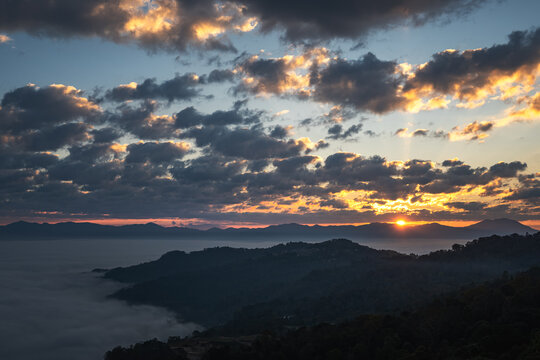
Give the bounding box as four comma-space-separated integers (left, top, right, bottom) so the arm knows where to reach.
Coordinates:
0, 218, 536, 240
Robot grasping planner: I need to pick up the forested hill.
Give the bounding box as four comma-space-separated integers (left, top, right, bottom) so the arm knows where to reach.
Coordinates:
103, 232, 540, 331
105, 267, 540, 360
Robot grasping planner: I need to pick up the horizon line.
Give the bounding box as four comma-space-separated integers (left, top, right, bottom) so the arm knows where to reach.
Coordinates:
3, 218, 540, 231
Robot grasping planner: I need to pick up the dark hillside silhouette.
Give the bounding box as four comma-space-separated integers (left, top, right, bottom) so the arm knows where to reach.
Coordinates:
105, 267, 540, 360
104, 232, 540, 331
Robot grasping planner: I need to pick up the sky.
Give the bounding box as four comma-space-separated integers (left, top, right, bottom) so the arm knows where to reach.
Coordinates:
0, 0, 539, 228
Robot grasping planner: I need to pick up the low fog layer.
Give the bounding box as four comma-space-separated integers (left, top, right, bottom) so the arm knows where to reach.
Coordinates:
0, 240, 202, 360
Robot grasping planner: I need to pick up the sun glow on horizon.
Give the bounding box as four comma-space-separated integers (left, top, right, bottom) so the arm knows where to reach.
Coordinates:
396, 220, 407, 226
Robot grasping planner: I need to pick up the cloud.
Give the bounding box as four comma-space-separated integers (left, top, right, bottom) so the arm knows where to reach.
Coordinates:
205, 69, 236, 83
299, 106, 359, 129
20, 122, 92, 151
0, 84, 101, 131
0, 151, 59, 170
181, 125, 311, 160
392, 120, 501, 142
489, 161, 527, 178
0, 0, 492, 52
403, 28, 540, 109
269, 125, 291, 138
239, 0, 488, 42
107, 100, 178, 140
505, 173, 540, 204
394, 128, 448, 139
442, 158, 464, 167
0, 0, 256, 52
236, 50, 405, 113
447, 121, 494, 141
125, 141, 190, 164
0, 34, 12, 43
445, 201, 486, 211
106, 74, 202, 103
0, 84, 101, 151
0, 81, 537, 225
234, 47, 330, 96
1, 140, 537, 223
273, 155, 320, 173
311, 52, 407, 113
327, 123, 362, 140
231, 27, 540, 132
495, 92, 540, 126
173, 105, 261, 129
92, 128, 123, 143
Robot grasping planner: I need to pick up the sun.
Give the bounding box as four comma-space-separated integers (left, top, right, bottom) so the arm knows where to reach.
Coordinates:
396, 220, 407, 226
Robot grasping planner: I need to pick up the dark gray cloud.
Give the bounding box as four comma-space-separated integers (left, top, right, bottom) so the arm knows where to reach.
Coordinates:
417, 161, 527, 195
0, 151, 59, 170
505, 174, 540, 204
318, 153, 398, 186
419, 163, 489, 194
66, 143, 122, 164
442, 159, 464, 167
273, 155, 319, 173
205, 69, 236, 83
445, 201, 487, 211
299, 106, 359, 128
174, 106, 259, 129
0, 84, 101, 151
392, 127, 450, 139
319, 198, 349, 209
269, 125, 290, 139
506, 187, 540, 203
412, 129, 429, 137
107, 101, 177, 140
106, 74, 202, 103
327, 123, 362, 140
240, 0, 488, 42
489, 161, 527, 178
125, 142, 190, 164
21, 122, 91, 151
0, 84, 101, 132
181, 125, 308, 160
363, 130, 379, 137
234, 56, 290, 95
91, 128, 122, 143
310, 53, 406, 113
174, 106, 205, 129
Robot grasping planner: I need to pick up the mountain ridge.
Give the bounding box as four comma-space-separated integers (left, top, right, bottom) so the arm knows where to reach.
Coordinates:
0, 218, 536, 240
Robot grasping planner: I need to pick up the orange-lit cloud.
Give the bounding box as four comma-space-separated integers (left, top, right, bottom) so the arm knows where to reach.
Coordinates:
448, 121, 494, 142
234, 28, 540, 137
0, 34, 11, 43
497, 92, 540, 125
121, 0, 178, 38
236, 47, 331, 95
